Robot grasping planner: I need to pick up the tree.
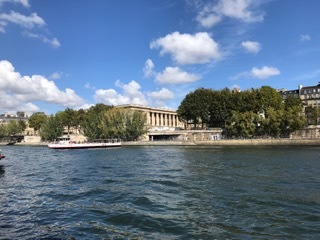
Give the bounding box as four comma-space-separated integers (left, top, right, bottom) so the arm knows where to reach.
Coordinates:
28, 113, 47, 133
0, 125, 6, 137
101, 108, 147, 140
56, 108, 77, 135
81, 104, 113, 140
209, 88, 232, 127
305, 106, 318, 125
262, 107, 283, 137
225, 111, 259, 138
280, 108, 306, 137
177, 91, 200, 129
6, 121, 20, 136
17, 120, 27, 134
123, 109, 147, 141
257, 86, 283, 112
178, 85, 306, 138
40, 116, 64, 141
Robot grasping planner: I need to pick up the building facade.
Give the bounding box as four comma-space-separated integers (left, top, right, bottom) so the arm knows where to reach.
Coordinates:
280, 83, 320, 107
119, 104, 184, 130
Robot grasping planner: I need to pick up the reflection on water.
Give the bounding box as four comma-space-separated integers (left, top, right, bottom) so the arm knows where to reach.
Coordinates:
0, 145, 319, 239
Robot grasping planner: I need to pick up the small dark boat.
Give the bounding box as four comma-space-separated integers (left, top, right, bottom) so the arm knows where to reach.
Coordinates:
0, 155, 5, 159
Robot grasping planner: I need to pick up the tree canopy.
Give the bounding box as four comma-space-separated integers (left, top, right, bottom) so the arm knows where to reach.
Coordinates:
38, 104, 148, 141
178, 86, 306, 138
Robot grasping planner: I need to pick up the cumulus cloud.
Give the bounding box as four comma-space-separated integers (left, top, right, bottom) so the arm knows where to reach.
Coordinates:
196, 0, 264, 28
251, 66, 280, 79
241, 40, 261, 54
143, 59, 155, 78
231, 66, 280, 80
0, 60, 86, 112
156, 67, 201, 84
148, 88, 174, 100
150, 32, 221, 65
146, 88, 175, 108
94, 80, 149, 106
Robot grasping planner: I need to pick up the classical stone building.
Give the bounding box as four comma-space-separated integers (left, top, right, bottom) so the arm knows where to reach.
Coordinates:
118, 104, 223, 141
119, 104, 184, 130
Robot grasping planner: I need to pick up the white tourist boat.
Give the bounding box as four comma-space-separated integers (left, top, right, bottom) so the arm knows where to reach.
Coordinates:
48, 137, 121, 149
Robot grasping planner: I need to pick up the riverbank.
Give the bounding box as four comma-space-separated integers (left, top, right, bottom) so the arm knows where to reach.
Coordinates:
1, 138, 319, 147
123, 138, 320, 146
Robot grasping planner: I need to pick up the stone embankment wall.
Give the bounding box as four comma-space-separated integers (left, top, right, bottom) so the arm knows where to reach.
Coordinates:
123, 138, 320, 146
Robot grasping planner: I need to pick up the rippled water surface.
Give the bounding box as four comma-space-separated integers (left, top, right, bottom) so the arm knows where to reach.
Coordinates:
0, 145, 320, 239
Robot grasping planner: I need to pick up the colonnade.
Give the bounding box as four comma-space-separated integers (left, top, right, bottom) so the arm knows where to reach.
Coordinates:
147, 112, 180, 127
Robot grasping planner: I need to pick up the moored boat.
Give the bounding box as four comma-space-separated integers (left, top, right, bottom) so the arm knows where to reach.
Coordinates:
48, 137, 121, 149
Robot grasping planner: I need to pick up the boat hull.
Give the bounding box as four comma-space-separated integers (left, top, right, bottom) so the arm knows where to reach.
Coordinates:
48, 143, 121, 149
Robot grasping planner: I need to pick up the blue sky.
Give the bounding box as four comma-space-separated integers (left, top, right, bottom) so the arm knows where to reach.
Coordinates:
0, 0, 320, 115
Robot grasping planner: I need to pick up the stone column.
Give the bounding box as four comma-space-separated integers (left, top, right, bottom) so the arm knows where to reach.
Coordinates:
149, 112, 152, 126
156, 113, 159, 126
164, 114, 168, 126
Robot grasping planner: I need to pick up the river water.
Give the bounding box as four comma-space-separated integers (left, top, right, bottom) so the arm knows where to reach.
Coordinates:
0, 145, 319, 239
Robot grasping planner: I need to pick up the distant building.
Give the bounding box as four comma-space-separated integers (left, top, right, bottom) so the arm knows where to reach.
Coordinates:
279, 82, 320, 105
279, 82, 320, 124
0, 111, 28, 124
118, 104, 223, 141
118, 104, 184, 130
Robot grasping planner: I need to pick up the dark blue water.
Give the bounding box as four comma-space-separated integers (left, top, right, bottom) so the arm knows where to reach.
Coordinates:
0, 145, 319, 239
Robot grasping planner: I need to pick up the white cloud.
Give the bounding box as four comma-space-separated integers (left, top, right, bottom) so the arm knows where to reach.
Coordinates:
0, 0, 30, 8
94, 80, 149, 106
0, 11, 45, 30
150, 31, 221, 65
300, 34, 310, 42
147, 88, 175, 108
24, 32, 61, 48
0, 60, 86, 112
196, 0, 264, 28
231, 66, 280, 80
148, 88, 174, 100
156, 67, 201, 84
0, 2, 60, 48
143, 58, 155, 78
241, 41, 261, 54
251, 66, 280, 79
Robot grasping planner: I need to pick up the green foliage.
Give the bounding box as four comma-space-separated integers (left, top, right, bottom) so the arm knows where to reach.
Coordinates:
6, 120, 25, 135
100, 108, 147, 141
225, 111, 260, 138
56, 108, 77, 134
28, 113, 47, 131
122, 109, 147, 141
40, 116, 64, 141
178, 86, 306, 138
305, 105, 318, 125
177, 91, 199, 128
0, 125, 6, 137
80, 104, 112, 140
